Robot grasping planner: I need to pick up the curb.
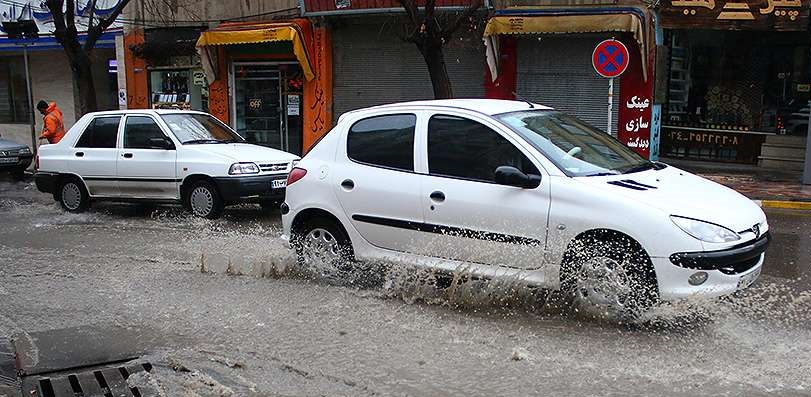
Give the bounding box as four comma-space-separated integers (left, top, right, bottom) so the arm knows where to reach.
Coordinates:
753, 200, 811, 210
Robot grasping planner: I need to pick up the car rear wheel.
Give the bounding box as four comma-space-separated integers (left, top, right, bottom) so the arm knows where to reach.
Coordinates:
561, 234, 658, 321
292, 217, 355, 278
58, 178, 90, 213
185, 181, 224, 219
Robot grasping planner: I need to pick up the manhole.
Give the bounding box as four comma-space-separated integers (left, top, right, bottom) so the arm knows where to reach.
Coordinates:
21, 360, 154, 397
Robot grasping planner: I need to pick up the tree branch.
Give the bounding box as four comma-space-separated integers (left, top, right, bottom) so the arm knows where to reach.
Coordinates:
85, 0, 131, 51
86, 0, 98, 35
439, 0, 482, 40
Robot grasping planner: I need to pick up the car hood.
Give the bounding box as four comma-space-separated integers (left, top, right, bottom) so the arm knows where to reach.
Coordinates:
574, 165, 766, 233
185, 143, 299, 163
0, 137, 27, 150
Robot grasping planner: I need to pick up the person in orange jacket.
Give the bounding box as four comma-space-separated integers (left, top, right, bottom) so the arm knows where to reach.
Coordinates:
37, 100, 65, 144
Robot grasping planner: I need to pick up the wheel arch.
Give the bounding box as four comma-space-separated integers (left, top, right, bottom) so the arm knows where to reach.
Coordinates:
54, 172, 88, 198
291, 207, 351, 241
559, 228, 655, 281
180, 174, 220, 198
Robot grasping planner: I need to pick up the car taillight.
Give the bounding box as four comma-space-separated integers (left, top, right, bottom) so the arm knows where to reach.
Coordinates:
287, 167, 307, 186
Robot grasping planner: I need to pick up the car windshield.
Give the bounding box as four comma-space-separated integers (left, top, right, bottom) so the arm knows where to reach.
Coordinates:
161, 113, 245, 144
495, 110, 652, 177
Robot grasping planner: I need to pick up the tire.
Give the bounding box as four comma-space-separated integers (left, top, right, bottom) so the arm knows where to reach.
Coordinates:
58, 177, 90, 213
560, 233, 658, 320
292, 217, 355, 278
184, 180, 224, 219
11, 169, 25, 182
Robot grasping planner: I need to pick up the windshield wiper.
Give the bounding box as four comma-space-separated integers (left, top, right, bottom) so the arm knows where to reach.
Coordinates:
183, 139, 228, 144
583, 172, 620, 177
620, 162, 656, 174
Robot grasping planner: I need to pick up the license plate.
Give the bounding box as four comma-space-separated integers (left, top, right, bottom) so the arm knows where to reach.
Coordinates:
271, 179, 287, 189
738, 267, 761, 289
0, 157, 17, 164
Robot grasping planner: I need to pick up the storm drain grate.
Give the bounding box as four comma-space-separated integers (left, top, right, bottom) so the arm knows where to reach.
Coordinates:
24, 361, 154, 397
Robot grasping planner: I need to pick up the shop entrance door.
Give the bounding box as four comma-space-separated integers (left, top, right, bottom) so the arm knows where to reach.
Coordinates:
231, 63, 292, 152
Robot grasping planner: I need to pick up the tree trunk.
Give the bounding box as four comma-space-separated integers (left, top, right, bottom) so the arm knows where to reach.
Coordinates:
70, 51, 98, 116
419, 43, 453, 99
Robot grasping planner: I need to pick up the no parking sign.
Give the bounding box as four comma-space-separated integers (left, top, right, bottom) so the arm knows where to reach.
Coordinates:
592, 39, 629, 78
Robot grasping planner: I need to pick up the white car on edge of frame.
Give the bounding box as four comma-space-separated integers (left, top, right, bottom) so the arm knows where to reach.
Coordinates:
35, 110, 299, 219
280, 99, 769, 317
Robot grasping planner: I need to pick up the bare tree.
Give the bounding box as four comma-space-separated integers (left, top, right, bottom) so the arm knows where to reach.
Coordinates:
399, 0, 483, 99
45, 0, 130, 116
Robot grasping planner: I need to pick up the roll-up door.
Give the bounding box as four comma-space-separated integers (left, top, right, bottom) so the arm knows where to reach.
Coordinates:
332, 21, 485, 120
516, 35, 619, 136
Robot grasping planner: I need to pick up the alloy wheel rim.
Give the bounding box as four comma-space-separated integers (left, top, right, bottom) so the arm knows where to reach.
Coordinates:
61, 183, 81, 210
190, 187, 213, 217
574, 256, 633, 312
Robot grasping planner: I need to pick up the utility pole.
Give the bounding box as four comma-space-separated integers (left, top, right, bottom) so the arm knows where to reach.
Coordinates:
23, 43, 36, 158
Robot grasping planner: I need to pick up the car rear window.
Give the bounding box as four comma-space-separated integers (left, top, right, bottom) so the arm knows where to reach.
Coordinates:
347, 114, 416, 172
76, 116, 121, 148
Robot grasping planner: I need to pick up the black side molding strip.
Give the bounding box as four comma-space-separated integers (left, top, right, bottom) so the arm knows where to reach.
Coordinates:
83, 177, 184, 183
351, 214, 543, 246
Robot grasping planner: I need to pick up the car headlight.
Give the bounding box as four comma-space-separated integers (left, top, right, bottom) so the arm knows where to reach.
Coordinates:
229, 162, 260, 175
18, 147, 31, 155
670, 216, 740, 243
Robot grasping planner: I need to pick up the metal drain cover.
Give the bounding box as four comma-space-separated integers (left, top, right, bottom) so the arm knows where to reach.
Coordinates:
22, 361, 154, 397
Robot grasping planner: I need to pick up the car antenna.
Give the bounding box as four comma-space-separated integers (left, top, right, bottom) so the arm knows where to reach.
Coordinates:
512, 92, 534, 109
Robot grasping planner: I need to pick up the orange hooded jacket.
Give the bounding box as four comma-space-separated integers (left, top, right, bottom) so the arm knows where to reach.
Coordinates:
40, 102, 65, 144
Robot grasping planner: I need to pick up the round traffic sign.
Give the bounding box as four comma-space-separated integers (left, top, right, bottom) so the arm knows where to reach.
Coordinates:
592, 39, 629, 78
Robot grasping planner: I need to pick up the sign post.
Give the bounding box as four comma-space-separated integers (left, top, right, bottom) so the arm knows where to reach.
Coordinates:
592, 39, 630, 135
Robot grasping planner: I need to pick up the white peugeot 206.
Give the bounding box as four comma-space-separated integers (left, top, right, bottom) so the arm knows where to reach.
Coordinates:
281, 99, 769, 316
35, 110, 299, 219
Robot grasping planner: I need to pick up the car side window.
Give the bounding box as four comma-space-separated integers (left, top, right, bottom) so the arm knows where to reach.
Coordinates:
347, 114, 416, 172
427, 115, 539, 183
75, 117, 121, 148
124, 116, 168, 149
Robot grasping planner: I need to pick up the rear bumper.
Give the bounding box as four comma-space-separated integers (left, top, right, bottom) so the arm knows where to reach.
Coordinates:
34, 171, 59, 194
213, 174, 287, 205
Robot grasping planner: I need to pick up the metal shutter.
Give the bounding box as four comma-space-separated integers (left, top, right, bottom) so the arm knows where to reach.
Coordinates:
332, 22, 485, 120
516, 35, 619, 136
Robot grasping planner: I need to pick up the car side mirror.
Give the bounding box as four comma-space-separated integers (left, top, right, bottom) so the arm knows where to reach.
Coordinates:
149, 137, 174, 150
494, 166, 541, 189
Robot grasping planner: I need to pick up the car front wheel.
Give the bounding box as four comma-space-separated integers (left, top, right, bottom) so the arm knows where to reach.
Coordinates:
185, 181, 224, 219
58, 178, 90, 213
561, 233, 658, 321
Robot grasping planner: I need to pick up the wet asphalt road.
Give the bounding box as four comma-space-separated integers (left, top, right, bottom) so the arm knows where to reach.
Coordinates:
1, 177, 810, 396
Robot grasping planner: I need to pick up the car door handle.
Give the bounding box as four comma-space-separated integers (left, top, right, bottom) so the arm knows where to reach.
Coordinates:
340, 179, 355, 190
74, 152, 84, 157
430, 191, 445, 202
122, 153, 133, 158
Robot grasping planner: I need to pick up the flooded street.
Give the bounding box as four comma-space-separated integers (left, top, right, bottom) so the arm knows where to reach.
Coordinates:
1, 178, 810, 396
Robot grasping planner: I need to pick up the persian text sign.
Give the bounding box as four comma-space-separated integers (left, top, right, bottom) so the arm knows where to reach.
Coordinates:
618, 36, 653, 159
660, 0, 809, 31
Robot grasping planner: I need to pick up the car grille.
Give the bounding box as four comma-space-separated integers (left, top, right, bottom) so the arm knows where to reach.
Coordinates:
259, 162, 290, 173
718, 255, 761, 275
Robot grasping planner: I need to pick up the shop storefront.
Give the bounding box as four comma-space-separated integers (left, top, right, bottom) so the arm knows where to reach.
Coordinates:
195, 20, 332, 156
483, 7, 660, 159
659, 0, 810, 165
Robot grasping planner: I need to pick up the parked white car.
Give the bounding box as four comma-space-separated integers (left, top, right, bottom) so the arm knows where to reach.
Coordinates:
281, 99, 769, 317
35, 110, 299, 219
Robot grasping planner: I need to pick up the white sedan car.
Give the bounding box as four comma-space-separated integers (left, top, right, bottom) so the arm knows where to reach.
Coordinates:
35, 110, 299, 218
281, 99, 769, 316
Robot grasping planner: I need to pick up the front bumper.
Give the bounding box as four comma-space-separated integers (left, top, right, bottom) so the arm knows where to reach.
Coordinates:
654, 233, 770, 301
213, 174, 287, 205
0, 154, 32, 171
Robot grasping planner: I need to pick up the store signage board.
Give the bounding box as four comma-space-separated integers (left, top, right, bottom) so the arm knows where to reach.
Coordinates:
287, 95, 301, 116
660, 0, 809, 30
193, 70, 206, 86
592, 39, 629, 78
